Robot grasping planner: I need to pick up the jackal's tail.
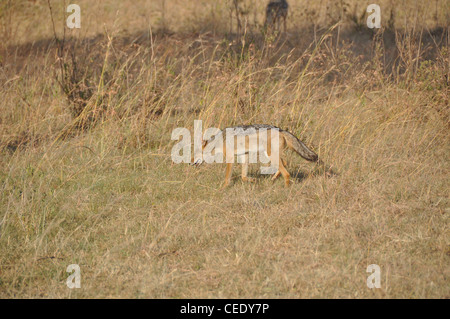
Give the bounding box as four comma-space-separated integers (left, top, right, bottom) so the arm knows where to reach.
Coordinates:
282, 130, 319, 162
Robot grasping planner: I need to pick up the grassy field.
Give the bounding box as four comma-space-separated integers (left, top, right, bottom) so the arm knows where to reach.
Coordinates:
0, 0, 448, 298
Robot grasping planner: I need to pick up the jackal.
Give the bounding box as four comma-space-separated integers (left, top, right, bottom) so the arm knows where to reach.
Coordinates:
191, 124, 319, 187
265, 0, 289, 34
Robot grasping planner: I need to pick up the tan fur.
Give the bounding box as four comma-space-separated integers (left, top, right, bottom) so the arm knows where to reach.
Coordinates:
191, 125, 319, 187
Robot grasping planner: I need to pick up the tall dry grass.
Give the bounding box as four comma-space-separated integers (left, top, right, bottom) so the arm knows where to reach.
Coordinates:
0, 0, 448, 298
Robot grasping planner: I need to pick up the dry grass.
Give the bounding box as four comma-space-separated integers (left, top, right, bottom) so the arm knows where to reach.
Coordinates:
0, 0, 449, 298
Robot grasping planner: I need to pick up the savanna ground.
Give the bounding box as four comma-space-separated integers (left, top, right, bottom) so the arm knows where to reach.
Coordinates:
0, 0, 448, 298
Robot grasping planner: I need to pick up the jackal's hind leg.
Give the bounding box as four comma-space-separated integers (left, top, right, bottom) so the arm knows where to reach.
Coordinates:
278, 158, 290, 186
271, 157, 287, 181
271, 170, 281, 181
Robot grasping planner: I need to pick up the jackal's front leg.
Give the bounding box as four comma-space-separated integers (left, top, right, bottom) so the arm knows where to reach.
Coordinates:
240, 155, 255, 183
241, 162, 256, 183
223, 163, 233, 188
